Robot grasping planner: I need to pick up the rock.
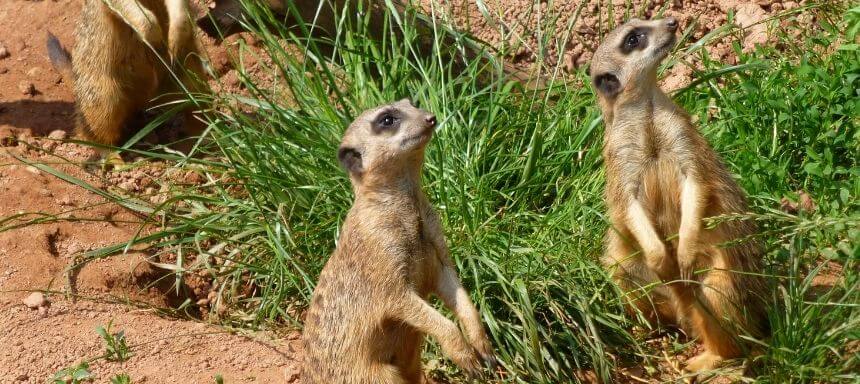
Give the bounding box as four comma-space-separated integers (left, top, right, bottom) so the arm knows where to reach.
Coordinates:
18, 81, 35, 96
283, 366, 300, 383
798, 190, 816, 213
184, 170, 204, 184
735, 3, 769, 49
25, 67, 41, 77
14, 373, 28, 382
22, 292, 48, 309
48, 130, 67, 140
0, 46, 9, 59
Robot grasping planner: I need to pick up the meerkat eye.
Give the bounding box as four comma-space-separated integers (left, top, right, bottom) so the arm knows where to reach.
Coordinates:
620, 27, 649, 54
372, 111, 401, 134
626, 34, 639, 47
381, 115, 396, 126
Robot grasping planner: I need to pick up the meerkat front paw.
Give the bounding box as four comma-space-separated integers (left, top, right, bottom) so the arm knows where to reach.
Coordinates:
441, 335, 486, 379
167, 21, 192, 63
685, 350, 724, 373
676, 241, 699, 284
469, 331, 498, 370
643, 243, 675, 280
452, 348, 485, 379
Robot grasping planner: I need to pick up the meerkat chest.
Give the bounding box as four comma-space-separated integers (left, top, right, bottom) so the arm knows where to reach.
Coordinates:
608, 136, 685, 233
406, 213, 442, 294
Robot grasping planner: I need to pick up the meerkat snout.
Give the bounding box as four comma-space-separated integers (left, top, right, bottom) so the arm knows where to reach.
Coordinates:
665, 17, 678, 30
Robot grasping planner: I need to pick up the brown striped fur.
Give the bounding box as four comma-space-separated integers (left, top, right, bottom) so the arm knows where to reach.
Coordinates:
47, 0, 204, 150
301, 100, 496, 383
590, 18, 767, 373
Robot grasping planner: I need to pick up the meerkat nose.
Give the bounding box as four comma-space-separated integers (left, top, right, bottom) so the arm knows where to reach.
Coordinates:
424, 115, 437, 127
665, 17, 678, 31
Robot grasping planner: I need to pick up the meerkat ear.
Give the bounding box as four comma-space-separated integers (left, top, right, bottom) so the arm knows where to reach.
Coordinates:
594, 73, 621, 97
337, 146, 363, 174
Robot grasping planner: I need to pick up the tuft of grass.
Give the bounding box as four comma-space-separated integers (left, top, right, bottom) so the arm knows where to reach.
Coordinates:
9, 1, 857, 383
52, 362, 93, 384
96, 320, 132, 363
110, 373, 132, 384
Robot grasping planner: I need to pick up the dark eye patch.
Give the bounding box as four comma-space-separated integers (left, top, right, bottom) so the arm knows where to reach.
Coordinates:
619, 27, 651, 54
371, 108, 402, 134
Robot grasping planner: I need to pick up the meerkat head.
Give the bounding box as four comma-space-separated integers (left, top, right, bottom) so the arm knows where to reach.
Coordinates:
590, 17, 678, 101
337, 99, 437, 184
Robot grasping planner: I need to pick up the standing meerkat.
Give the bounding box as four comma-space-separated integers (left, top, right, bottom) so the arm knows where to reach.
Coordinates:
590, 18, 768, 373
302, 99, 496, 383
46, 0, 205, 154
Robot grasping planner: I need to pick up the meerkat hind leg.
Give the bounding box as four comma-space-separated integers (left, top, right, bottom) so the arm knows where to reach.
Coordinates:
679, 285, 743, 373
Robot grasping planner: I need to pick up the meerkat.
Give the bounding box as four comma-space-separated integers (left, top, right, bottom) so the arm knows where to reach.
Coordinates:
302, 99, 496, 383
590, 18, 768, 373
46, 0, 205, 155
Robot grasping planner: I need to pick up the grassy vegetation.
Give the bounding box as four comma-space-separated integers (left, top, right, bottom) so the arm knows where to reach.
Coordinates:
14, 0, 858, 382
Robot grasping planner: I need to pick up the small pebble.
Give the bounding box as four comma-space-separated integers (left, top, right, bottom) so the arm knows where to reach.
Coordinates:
283, 365, 300, 383
48, 130, 67, 140
18, 81, 35, 96
0, 46, 9, 59
22, 292, 47, 309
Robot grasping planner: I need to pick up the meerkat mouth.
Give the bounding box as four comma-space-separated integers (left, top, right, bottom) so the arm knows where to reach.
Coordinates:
400, 131, 433, 148
656, 35, 677, 54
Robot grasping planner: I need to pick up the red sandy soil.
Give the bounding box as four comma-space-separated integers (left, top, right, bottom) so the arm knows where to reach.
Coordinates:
421, 0, 813, 89
0, 0, 818, 383
0, 0, 300, 382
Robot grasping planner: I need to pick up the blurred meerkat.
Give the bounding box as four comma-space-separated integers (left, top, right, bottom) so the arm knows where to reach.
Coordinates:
46, 0, 205, 156
590, 18, 768, 373
302, 99, 496, 383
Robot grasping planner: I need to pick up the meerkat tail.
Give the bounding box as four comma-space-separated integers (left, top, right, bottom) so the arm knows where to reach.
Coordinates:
46, 32, 73, 81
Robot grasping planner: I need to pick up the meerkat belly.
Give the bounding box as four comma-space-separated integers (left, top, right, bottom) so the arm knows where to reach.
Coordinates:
639, 156, 684, 240
404, 239, 441, 296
